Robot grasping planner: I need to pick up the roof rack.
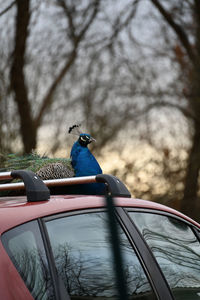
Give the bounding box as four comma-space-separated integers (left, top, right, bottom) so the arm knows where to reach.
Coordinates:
0, 170, 131, 202
0, 170, 50, 202
0, 169, 130, 298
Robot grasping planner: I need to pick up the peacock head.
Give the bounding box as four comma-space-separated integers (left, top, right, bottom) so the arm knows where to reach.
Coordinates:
78, 133, 96, 147
68, 124, 96, 147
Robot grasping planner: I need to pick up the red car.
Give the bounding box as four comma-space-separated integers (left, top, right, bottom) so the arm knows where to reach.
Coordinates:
0, 170, 200, 300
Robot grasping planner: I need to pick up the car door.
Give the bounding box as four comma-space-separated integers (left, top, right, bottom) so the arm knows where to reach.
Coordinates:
43, 208, 167, 299
1, 220, 56, 300
2, 207, 177, 300
125, 209, 200, 300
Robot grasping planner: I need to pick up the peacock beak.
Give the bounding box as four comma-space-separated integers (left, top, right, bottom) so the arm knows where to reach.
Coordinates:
89, 137, 96, 143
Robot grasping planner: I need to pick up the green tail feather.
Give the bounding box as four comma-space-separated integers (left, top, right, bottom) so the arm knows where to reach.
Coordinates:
0, 153, 74, 180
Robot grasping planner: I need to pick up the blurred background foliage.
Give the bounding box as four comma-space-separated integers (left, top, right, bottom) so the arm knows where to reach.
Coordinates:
0, 0, 200, 220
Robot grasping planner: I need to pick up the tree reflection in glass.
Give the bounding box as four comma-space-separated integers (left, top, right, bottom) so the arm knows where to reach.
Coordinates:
46, 212, 156, 299
2, 221, 54, 300
129, 212, 200, 300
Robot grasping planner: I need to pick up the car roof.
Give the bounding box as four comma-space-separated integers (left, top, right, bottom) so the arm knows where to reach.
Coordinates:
0, 195, 199, 234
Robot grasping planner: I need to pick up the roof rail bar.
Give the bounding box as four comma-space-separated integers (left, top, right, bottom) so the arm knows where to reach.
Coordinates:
0, 171, 131, 199
0, 170, 50, 202
96, 174, 131, 198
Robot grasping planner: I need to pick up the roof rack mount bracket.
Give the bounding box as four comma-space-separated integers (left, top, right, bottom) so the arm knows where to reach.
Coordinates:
11, 170, 50, 202
96, 174, 131, 198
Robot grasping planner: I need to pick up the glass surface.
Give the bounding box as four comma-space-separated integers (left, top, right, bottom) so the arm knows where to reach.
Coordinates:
2, 221, 55, 300
46, 212, 156, 299
129, 212, 200, 300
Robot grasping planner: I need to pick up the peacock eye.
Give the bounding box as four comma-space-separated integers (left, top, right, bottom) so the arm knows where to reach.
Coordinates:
80, 137, 85, 141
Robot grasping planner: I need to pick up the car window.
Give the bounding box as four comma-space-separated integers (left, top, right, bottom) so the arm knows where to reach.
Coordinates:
128, 212, 200, 300
2, 220, 55, 300
45, 211, 157, 300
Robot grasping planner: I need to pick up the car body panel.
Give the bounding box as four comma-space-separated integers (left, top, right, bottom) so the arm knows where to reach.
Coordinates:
0, 193, 200, 300
0, 242, 33, 300
0, 195, 199, 234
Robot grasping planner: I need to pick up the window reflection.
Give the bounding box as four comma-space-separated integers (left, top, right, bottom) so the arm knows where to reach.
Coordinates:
2, 221, 54, 300
46, 212, 156, 299
129, 212, 200, 300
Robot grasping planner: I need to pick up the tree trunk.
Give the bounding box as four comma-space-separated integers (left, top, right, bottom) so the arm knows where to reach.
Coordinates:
181, 120, 200, 220
10, 0, 37, 153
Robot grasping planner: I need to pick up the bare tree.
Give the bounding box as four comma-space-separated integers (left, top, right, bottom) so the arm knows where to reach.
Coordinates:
147, 0, 200, 218
10, 0, 35, 153
8, 0, 101, 153
2, 0, 200, 221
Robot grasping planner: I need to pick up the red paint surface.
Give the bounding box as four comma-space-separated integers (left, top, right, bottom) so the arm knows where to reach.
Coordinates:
0, 195, 199, 234
0, 242, 33, 300
0, 194, 199, 299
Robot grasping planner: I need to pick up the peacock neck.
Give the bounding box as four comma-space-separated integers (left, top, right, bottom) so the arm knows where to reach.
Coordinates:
78, 140, 88, 147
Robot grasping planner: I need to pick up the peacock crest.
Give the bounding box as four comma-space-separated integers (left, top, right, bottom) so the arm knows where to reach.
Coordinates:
68, 124, 82, 136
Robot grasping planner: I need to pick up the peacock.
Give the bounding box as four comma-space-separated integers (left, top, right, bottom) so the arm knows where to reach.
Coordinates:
68, 124, 105, 194
69, 124, 102, 176
0, 125, 105, 195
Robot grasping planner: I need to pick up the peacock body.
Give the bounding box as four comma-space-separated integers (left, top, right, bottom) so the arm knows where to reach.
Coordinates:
68, 124, 105, 195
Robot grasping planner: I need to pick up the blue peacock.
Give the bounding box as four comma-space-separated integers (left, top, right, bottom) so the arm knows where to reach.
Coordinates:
68, 124, 105, 194
69, 124, 102, 176
0, 125, 105, 195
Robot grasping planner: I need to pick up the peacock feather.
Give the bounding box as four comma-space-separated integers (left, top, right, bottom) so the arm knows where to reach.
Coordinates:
0, 153, 74, 180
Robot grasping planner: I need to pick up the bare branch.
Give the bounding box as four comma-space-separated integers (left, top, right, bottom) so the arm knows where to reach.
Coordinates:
78, 0, 100, 42
0, 1, 16, 17
59, 0, 100, 46
58, 0, 76, 43
35, 0, 100, 128
107, 0, 140, 49
151, 0, 196, 64
35, 49, 77, 128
